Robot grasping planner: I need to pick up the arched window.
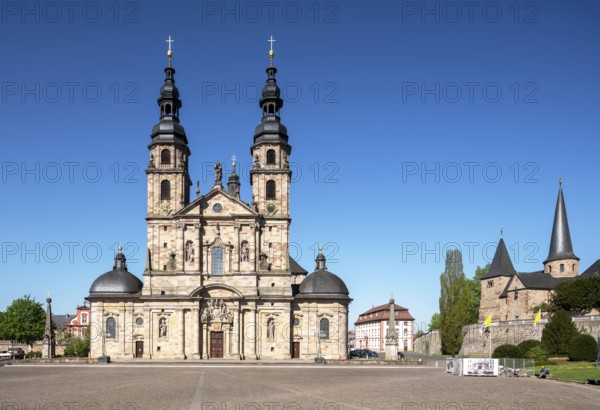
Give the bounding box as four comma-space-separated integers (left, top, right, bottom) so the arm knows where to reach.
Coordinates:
572, 264, 575, 272
560, 264, 565, 273
165, 104, 172, 115
319, 318, 329, 340
266, 180, 276, 200
106, 317, 116, 339
266, 149, 276, 165
160, 180, 171, 200
211, 247, 224, 276
161, 149, 171, 165
548, 265, 552, 274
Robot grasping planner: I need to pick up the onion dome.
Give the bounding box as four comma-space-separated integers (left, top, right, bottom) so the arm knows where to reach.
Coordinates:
297, 248, 350, 300
88, 247, 142, 298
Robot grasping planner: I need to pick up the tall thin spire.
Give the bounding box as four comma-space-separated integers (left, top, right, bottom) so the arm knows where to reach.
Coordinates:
227, 155, 240, 198
252, 36, 290, 150
545, 179, 579, 263
150, 36, 188, 146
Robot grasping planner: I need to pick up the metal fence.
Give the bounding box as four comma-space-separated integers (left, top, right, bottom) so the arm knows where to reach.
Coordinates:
497, 358, 537, 376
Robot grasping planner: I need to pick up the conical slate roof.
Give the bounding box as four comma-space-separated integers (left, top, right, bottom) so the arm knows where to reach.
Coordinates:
545, 182, 579, 263
481, 237, 516, 279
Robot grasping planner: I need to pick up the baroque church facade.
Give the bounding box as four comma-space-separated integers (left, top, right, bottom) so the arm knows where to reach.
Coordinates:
479, 182, 600, 323
86, 42, 351, 360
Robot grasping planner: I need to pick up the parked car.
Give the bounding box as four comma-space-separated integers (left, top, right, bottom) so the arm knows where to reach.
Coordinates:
7, 347, 25, 359
349, 349, 363, 358
397, 352, 405, 359
361, 349, 379, 358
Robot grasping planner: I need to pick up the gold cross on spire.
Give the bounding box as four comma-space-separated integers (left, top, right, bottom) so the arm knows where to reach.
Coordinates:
231, 154, 237, 166
268, 35, 276, 62
166, 35, 174, 65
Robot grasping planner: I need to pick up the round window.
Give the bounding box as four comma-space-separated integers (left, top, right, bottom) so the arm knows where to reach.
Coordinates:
135, 317, 144, 326
213, 203, 223, 213
293, 318, 300, 327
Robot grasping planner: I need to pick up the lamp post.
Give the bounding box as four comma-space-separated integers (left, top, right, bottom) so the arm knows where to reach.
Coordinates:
314, 328, 326, 364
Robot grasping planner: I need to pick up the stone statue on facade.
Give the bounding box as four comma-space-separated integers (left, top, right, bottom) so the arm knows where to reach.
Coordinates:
214, 161, 223, 186
202, 299, 234, 323
185, 241, 195, 262
159, 318, 167, 338
241, 241, 249, 262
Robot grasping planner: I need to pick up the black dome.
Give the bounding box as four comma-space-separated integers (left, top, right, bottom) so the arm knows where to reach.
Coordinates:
89, 252, 142, 297
297, 252, 350, 300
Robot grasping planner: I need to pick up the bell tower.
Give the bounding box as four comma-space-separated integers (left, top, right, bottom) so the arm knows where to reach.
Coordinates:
146, 36, 192, 217
250, 36, 292, 271
543, 178, 579, 277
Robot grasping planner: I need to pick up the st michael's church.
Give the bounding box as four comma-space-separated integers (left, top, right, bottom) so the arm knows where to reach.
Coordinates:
86, 40, 351, 360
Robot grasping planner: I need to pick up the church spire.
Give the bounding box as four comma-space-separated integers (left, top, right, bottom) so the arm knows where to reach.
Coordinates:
481, 235, 516, 279
545, 178, 579, 263
252, 36, 290, 149
227, 155, 240, 199
150, 36, 188, 146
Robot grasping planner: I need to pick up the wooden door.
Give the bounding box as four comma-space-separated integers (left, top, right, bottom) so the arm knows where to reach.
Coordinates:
292, 342, 300, 359
210, 332, 223, 358
135, 341, 143, 358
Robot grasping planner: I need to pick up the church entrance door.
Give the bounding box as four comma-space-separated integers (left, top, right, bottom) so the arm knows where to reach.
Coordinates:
210, 331, 224, 358
292, 342, 300, 358
135, 341, 143, 358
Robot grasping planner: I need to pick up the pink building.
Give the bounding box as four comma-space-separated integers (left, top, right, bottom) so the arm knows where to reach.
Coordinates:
354, 302, 415, 352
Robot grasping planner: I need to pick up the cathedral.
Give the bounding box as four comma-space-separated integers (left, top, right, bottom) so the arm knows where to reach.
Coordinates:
479, 181, 599, 322
86, 40, 351, 360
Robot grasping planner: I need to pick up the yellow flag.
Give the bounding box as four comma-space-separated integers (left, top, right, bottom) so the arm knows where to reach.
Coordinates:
534, 308, 541, 330
484, 313, 492, 328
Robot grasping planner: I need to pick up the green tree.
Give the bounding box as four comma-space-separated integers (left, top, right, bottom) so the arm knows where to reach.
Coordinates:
64, 336, 90, 357
541, 309, 579, 355
428, 312, 441, 332
439, 249, 470, 355
568, 334, 598, 362
492, 344, 523, 358
0, 295, 46, 346
551, 276, 600, 312
466, 264, 490, 324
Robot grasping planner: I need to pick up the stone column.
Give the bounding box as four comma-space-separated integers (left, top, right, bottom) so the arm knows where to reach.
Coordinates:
192, 308, 200, 359
177, 309, 185, 359
234, 224, 240, 272
246, 306, 258, 359
224, 324, 230, 358
202, 324, 208, 359
252, 223, 259, 272
176, 222, 185, 272
232, 304, 241, 359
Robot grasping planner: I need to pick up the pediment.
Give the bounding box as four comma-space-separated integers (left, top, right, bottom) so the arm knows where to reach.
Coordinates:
175, 187, 256, 217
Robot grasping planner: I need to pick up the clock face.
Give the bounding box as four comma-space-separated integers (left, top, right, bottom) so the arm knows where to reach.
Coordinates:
293, 318, 300, 327
135, 317, 144, 326
213, 203, 223, 213
266, 202, 277, 216
159, 201, 172, 216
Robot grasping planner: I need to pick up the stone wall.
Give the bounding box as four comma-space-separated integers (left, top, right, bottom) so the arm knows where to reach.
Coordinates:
413, 331, 441, 356
413, 315, 600, 357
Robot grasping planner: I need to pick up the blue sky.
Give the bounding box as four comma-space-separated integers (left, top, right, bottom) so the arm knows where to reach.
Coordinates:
1, 1, 599, 332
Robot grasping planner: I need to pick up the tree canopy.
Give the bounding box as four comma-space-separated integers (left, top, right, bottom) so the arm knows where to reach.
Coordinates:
0, 295, 46, 345
551, 276, 600, 312
466, 264, 490, 324
439, 249, 470, 355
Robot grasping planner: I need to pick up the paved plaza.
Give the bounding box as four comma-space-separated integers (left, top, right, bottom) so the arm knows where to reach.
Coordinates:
1, 363, 599, 410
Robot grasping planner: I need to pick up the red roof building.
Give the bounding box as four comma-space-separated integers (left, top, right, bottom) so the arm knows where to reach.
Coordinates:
354, 302, 415, 352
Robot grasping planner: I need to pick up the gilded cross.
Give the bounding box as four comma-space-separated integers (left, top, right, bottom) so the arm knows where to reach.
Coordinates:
166, 36, 175, 53
268, 35, 276, 52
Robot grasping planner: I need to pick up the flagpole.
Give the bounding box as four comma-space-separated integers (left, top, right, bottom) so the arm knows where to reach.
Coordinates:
489, 326, 492, 358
